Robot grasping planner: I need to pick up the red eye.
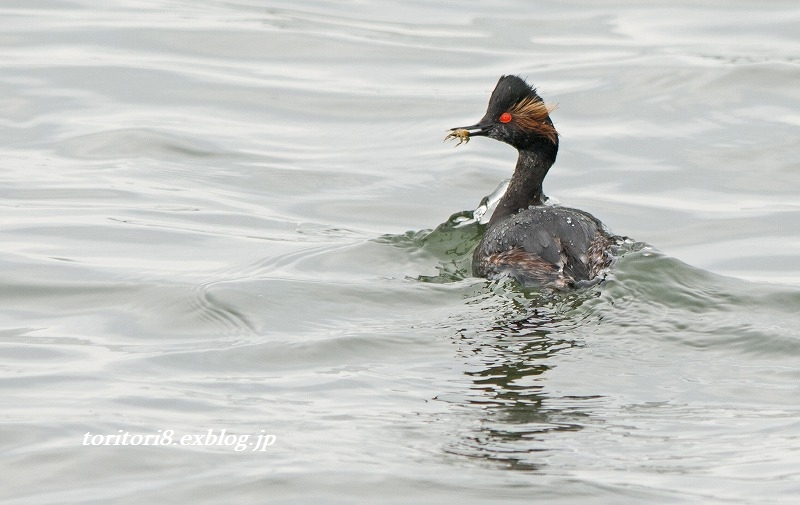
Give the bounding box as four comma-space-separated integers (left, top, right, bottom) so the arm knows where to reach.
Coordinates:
499, 112, 512, 123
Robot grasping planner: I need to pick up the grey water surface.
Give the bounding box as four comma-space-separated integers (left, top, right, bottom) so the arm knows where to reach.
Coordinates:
2, 1, 799, 504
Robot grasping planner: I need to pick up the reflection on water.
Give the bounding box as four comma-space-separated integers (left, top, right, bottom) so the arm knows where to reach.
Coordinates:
403, 211, 608, 471
447, 309, 592, 472
2, 0, 800, 504
408, 213, 800, 480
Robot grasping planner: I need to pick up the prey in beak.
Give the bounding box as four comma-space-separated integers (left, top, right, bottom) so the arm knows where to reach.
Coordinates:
444, 122, 491, 147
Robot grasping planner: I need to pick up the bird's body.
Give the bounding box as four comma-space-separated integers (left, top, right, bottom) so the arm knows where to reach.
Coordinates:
473, 205, 616, 289
447, 75, 621, 288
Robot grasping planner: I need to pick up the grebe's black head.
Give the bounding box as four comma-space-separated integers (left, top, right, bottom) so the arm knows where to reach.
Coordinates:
449, 75, 558, 156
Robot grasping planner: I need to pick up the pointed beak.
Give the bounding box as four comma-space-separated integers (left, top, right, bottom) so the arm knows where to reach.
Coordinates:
444, 121, 493, 146
448, 122, 491, 138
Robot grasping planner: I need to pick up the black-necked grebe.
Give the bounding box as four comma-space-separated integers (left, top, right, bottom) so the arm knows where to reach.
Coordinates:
446, 75, 621, 288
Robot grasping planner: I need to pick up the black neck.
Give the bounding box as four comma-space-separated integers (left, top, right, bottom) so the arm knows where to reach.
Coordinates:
489, 149, 554, 224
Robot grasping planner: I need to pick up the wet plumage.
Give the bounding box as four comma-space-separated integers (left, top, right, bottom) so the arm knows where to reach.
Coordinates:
447, 75, 622, 288
473, 206, 616, 289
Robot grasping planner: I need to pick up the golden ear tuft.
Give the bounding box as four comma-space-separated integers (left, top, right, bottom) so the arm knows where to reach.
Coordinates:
507, 98, 558, 144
